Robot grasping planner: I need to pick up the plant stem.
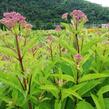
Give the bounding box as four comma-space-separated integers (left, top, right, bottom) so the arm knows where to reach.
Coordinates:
15, 35, 27, 90
15, 35, 32, 109
28, 75, 32, 95
28, 102, 32, 109
63, 98, 68, 109
59, 44, 62, 57
16, 75, 25, 90
75, 35, 79, 53
28, 74, 32, 109
74, 64, 80, 108
75, 22, 80, 53
81, 37, 84, 51
50, 44, 53, 61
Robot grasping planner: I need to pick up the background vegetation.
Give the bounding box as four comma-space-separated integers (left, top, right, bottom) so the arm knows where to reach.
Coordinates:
0, 0, 109, 29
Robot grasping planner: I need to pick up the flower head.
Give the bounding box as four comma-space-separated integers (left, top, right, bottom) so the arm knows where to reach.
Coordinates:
74, 53, 82, 63
70, 10, 87, 22
20, 20, 32, 30
55, 25, 62, 32
3, 12, 26, 21
62, 13, 68, 20
0, 12, 32, 30
46, 35, 54, 44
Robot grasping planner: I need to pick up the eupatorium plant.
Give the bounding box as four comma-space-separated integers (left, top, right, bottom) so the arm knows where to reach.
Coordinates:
0, 12, 33, 109
0, 10, 109, 109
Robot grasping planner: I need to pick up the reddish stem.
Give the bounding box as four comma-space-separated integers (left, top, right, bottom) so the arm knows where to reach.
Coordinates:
15, 35, 32, 109
75, 21, 80, 53
15, 35, 27, 90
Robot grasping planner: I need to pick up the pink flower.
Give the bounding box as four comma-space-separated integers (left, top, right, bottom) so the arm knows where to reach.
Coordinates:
55, 25, 62, 32
70, 10, 87, 22
0, 12, 32, 30
62, 13, 68, 20
3, 12, 26, 21
20, 20, 32, 30
46, 35, 54, 44
74, 53, 82, 63
0, 18, 16, 29
106, 23, 109, 28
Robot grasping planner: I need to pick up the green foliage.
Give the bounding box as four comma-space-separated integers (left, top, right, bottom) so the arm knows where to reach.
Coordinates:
0, 9, 109, 109
76, 101, 94, 109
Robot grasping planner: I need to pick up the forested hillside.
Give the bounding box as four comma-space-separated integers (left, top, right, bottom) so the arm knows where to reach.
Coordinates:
0, 0, 109, 29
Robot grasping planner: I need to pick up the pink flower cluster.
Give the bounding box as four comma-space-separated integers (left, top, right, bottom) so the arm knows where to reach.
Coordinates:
62, 10, 87, 22
70, 10, 87, 22
74, 53, 82, 63
0, 12, 32, 30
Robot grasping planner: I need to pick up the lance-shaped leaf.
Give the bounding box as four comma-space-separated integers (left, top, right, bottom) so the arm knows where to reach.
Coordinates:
76, 101, 94, 109
91, 94, 101, 109
79, 73, 109, 82
61, 88, 82, 101
50, 73, 75, 83
40, 85, 59, 98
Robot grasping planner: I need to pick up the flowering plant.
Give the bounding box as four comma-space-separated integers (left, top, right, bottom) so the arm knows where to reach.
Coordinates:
0, 10, 109, 109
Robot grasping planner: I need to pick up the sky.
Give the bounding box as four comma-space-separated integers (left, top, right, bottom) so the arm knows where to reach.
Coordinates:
86, 0, 109, 7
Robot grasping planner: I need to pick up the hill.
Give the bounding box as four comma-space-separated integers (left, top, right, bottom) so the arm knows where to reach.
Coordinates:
0, 0, 109, 29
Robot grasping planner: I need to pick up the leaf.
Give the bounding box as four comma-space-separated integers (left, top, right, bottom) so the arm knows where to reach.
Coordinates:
91, 94, 101, 109
76, 101, 94, 109
104, 98, 109, 109
61, 88, 82, 101
72, 82, 88, 91
78, 80, 101, 96
60, 39, 76, 54
54, 100, 61, 109
0, 46, 16, 57
39, 101, 51, 109
79, 73, 109, 82
97, 85, 109, 109
97, 85, 109, 96
82, 56, 94, 73
40, 85, 59, 98
50, 74, 75, 83
35, 107, 39, 109
0, 71, 23, 94
82, 37, 103, 54
61, 57, 75, 66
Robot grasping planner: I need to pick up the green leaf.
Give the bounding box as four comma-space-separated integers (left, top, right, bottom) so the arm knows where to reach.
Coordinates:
54, 100, 61, 109
97, 85, 109, 109
0, 71, 23, 94
76, 101, 94, 109
40, 85, 59, 98
104, 98, 109, 109
78, 80, 101, 96
0, 46, 16, 57
91, 94, 101, 109
50, 74, 75, 83
35, 107, 39, 109
79, 73, 109, 82
61, 88, 82, 101
61, 57, 75, 66
97, 85, 109, 96
60, 39, 76, 54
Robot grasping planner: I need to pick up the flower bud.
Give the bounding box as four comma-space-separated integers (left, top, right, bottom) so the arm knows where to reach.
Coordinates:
62, 13, 68, 20
74, 53, 82, 63
55, 25, 62, 32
